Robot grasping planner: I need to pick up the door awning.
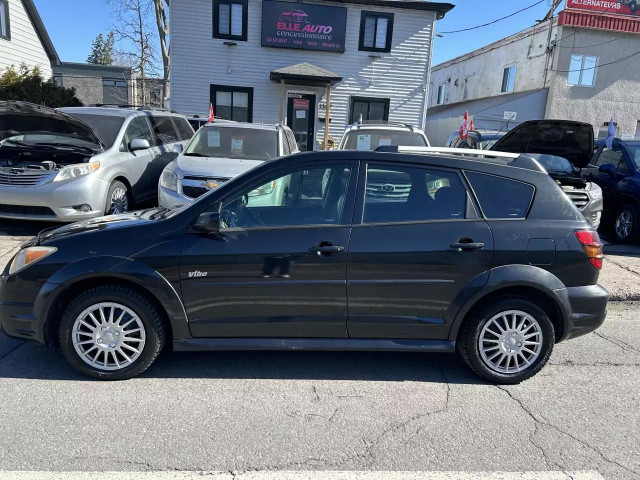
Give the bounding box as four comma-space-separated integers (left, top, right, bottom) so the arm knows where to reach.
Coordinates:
270, 62, 343, 86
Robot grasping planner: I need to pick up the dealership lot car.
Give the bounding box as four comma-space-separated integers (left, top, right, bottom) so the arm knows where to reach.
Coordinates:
338, 121, 430, 150
158, 122, 298, 207
0, 147, 608, 383
0, 102, 193, 221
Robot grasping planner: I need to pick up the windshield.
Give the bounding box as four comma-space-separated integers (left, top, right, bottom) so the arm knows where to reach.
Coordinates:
528, 153, 574, 173
65, 114, 124, 148
184, 127, 278, 161
343, 130, 427, 150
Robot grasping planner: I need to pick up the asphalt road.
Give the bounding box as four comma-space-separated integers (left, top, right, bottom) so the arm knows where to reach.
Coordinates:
0, 220, 639, 479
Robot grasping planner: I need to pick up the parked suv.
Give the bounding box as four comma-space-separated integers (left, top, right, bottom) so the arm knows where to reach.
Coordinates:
1, 146, 608, 383
587, 139, 640, 242
0, 102, 193, 221
158, 122, 298, 207
338, 121, 430, 150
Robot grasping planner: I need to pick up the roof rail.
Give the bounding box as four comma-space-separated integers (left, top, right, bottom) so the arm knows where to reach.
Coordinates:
356, 120, 415, 132
373, 146, 547, 173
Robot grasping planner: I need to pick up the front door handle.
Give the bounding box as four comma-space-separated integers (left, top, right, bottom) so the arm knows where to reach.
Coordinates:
310, 245, 345, 255
450, 241, 485, 252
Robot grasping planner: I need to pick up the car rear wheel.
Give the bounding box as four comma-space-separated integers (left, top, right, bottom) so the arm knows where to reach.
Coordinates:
105, 181, 131, 215
59, 285, 166, 380
458, 297, 555, 384
615, 204, 640, 243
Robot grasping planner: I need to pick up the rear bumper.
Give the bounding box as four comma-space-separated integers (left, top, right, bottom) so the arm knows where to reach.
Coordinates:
556, 284, 609, 342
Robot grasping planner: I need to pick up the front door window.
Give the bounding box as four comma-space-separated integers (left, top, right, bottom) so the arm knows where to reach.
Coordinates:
286, 94, 316, 152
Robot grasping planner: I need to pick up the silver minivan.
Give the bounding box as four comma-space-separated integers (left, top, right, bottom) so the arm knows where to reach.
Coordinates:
0, 102, 193, 222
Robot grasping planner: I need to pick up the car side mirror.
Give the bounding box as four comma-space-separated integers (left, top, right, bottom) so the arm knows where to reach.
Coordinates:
130, 138, 151, 151
192, 204, 221, 233
173, 143, 184, 154
598, 163, 617, 178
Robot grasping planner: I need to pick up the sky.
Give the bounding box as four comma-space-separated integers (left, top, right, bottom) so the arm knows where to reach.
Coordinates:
33, 0, 560, 66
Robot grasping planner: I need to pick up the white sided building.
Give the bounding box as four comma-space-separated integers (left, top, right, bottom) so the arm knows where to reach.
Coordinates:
170, 0, 453, 151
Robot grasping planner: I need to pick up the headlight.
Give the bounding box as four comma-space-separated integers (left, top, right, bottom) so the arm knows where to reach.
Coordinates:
161, 170, 178, 192
9, 247, 57, 275
589, 184, 603, 200
248, 180, 276, 197
54, 161, 100, 182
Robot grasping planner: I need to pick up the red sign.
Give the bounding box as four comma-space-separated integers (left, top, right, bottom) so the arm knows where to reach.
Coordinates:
566, 0, 640, 17
293, 99, 309, 110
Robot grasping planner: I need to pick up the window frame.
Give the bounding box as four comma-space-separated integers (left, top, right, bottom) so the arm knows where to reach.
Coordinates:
358, 10, 394, 53
212, 0, 248, 41
0, 0, 10, 41
567, 54, 599, 87
352, 161, 479, 227
210, 84, 254, 122
349, 96, 390, 124
501, 64, 517, 93
436, 83, 446, 105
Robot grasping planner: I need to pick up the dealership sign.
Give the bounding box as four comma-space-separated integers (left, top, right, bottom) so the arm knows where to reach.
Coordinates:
261, 0, 347, 52
566, 0, 640, 17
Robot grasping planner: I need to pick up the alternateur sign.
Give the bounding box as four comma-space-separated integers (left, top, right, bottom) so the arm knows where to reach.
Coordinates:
261, 0, 347, 52
566, 0, 640, 16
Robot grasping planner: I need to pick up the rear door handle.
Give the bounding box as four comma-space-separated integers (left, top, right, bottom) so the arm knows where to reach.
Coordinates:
310, 245, 345, 255
450, 242, 485, 251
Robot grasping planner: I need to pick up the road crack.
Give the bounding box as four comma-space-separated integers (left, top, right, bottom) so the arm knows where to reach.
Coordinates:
594, 331, 640, 355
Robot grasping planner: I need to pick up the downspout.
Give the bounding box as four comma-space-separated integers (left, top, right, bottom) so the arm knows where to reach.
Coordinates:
421, 11, 438, 131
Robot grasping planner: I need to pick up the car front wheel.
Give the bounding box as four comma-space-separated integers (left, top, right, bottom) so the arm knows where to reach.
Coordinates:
59, 285, 166, 380
105, 181, 131, 215
458, 298, 555, 384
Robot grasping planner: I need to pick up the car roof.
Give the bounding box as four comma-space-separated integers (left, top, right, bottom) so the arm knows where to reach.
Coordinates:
58, 107, 183, 118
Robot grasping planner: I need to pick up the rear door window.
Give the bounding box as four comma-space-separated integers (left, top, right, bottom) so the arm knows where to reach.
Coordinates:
149, 116, 179, 145
173, 117, 195, 141
465, 171, 534, 219
362, 164, 467, 224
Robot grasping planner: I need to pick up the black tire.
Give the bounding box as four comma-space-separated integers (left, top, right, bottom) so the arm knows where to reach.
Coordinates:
105, 180, 131, 215
614, 203, 640, 244
458, 297, 555, 384
59, 285, 166, 380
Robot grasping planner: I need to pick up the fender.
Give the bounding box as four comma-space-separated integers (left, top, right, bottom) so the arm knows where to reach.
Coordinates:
447, 264, 569, 341
34, 255, 190, 344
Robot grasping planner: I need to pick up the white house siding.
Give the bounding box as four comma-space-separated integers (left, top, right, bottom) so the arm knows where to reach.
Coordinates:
0, 0, 52, 78
170, 0, 435, 146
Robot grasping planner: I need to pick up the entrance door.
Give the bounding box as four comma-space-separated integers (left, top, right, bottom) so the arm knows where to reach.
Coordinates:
287, 94, 316, 152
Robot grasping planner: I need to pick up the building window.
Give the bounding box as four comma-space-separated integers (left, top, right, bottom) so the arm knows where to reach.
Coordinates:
103, 79, 129, 105
359, 11, 393, 52
436, 83, 446, 105
53, 75, 63, 87
568, 55, 598, 87
211, 84, 253, 122
213, 0, 247, 41
0, 0, 10, 40
501, 65, 516, 93
350, 96, 390, 123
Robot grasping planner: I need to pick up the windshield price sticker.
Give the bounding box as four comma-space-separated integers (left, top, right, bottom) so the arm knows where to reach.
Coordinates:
207, 130, 221, 147
231, 137, 244, 151
357, 134, 371, 151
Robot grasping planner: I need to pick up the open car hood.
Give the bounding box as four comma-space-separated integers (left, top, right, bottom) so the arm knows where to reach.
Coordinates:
490, 120, 594, 169
0, 101, 104, 149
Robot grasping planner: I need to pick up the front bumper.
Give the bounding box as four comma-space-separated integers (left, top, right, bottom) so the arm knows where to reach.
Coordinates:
580, 196, 603, 229
0, 174, 109, 222
0, 274, 46, 344
158, 185, 192, 208
556, 284, 609, 342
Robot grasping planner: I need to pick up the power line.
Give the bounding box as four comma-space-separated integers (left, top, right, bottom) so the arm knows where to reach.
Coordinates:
439, 0, 546, 34
553, 37, 619, 48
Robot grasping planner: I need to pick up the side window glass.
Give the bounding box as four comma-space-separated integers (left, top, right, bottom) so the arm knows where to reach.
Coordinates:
465, 171, 534, 219
220, 165, 351, 229
598, 147, 626, 174
363, 165, 466, 224
149, 116, 179, 145
125, 117, 154, 148
173, 117, 195, 141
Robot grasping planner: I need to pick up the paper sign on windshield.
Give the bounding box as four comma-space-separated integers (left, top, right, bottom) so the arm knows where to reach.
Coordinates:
231, 137, 244, 151
378, 136, 392, 146
357, 135, 371, 151
207, 130, 221, 147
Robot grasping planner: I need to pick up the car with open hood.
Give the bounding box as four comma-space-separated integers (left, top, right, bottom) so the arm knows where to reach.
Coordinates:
158, 122, 299, 208
0, 102, 193, 222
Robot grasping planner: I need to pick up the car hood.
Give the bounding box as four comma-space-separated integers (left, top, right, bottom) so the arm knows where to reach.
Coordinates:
176, 155, 264, 179
37, 213, 150, 243
490, 120, 594, 168
0, 101, 104, 148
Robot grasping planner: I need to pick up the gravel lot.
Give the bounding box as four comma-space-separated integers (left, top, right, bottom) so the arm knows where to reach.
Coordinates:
0, 219, 639, 479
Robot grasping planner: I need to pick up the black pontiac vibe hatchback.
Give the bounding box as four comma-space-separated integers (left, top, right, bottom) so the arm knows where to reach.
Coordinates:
0, 147, 609, 383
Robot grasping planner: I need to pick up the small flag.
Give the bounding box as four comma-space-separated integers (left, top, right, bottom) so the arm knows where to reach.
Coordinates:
606, 118, 616, 149
459, 111, 469, 140
469, 118, 475, 132
208, 104, 214, 123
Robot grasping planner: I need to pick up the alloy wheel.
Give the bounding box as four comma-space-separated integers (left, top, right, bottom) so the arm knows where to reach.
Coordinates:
478, 310, 543, 374
109, 187, 129, 214
616, 210, 633, 240
72, 302, 146, 371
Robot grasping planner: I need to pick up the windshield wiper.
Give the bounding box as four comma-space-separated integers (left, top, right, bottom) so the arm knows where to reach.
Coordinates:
34, 142, 98, 153
0, 139, 33, 148
148, 206, 173, 220
183, 152, 209, 157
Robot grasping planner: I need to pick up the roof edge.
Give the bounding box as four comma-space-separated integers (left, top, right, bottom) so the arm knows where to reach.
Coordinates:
21, 0, 60, 66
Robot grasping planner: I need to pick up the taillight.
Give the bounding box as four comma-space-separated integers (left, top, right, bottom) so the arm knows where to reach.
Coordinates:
575, 230, 604, 270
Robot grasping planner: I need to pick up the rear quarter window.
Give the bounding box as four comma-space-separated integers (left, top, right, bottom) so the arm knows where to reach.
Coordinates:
465, 171, 534, 219
173, 117, 195, 141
